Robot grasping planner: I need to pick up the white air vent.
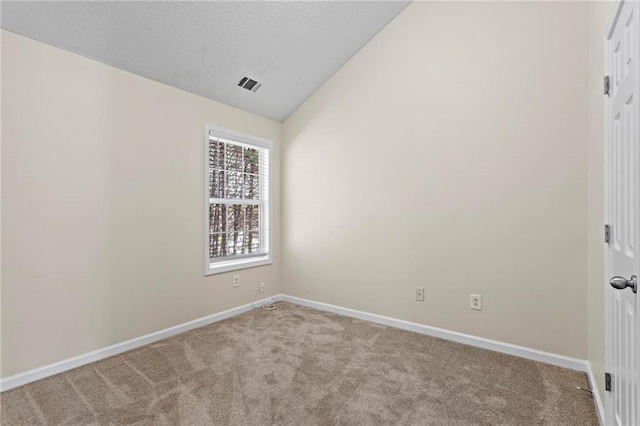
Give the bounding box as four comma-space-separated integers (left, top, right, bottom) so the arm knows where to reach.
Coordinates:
237, 77, 262, 92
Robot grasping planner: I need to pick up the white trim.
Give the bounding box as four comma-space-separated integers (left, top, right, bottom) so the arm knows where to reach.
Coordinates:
603, 5, 615, 423
603, 21, 613, 425
603, 22, 613, 425
207, 256, 272, 275
586, 361, 605, 426
0, 295, 281, 392
207, 125, 272, 150
280, 294, 588, 372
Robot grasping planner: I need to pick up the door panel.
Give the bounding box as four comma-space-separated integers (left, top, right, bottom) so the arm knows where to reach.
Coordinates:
606, 1, 639, 425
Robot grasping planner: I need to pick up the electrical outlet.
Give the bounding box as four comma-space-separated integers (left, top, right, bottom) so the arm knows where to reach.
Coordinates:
233, 275, 240, 288
415, 287, 424, 301
470, 294, 482, 310
260, 282, 265, 293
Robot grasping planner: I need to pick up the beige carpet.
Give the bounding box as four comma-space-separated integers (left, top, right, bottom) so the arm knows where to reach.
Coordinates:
1, 302, 598, 425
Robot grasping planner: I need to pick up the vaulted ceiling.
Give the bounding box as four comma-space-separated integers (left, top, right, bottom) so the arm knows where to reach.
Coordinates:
1, 1, 409, 121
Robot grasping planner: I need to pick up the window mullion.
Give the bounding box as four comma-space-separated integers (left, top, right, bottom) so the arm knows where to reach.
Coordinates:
223, 140, 227, 200
242, 147, 246, 254
209, 198, 260, 205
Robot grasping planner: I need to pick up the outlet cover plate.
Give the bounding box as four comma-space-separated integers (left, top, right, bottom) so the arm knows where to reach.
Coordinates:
416, 287, 425, 302
470, 294, 482, 310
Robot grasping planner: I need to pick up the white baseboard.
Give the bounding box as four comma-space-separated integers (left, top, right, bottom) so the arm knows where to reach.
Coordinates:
585, 361, 605, 426
280, 294, 588, 372
1, 293, 591, 398
0, 295, 281, 392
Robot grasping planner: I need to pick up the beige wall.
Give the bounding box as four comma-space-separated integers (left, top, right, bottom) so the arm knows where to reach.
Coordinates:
1, 30, 282, 377
587, 0, 615, 403
283, 2, 590, 358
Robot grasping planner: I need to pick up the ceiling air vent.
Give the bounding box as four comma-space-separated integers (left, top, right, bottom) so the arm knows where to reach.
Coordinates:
237, 76, 262, 93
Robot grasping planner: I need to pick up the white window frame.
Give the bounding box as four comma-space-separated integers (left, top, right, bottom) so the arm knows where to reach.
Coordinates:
204, 124, 273, 275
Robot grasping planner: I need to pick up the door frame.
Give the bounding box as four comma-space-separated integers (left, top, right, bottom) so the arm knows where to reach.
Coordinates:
603, 0, 640, 424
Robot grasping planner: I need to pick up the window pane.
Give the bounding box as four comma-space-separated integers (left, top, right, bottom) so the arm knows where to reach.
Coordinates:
227, 232, 245, 255
225, 144, 243, 171
247, 232, 260, 253
209, 233, 226, 258
226, 172, 243, 199
226, 204, 245, 232
237, 232, 247, 254
244, 147, 259, 174
246, 205, 260, 230
210, 203, 261, 258
209, 204, 226, 233
244, 174, 259, 200
209, 139, 224, 169
210, 170, 224, 198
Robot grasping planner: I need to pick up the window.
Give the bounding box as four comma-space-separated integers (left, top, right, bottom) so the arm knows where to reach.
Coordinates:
205, 125, 272, 275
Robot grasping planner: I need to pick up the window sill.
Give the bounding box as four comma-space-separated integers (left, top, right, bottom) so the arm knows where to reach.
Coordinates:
205, 256, 272, 275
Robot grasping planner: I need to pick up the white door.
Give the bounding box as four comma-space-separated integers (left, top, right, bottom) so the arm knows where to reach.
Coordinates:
605, 1, 640, 425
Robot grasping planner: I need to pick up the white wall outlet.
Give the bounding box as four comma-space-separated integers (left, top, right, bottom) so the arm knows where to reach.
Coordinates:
260, 282, 265, 293
470, 294, 482, 310
415, 287, 424, 301
233, 275, 240, 288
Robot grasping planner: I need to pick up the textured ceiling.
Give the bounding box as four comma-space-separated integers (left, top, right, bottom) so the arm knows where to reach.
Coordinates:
1, 1, 409, 121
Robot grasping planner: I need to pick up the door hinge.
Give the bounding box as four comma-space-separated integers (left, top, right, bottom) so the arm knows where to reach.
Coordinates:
604, 76, 611, 95
605, 224, 611, 243
605, 372, 612, 392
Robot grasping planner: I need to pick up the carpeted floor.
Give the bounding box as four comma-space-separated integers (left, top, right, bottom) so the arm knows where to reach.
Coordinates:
1, 302, 598, 425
